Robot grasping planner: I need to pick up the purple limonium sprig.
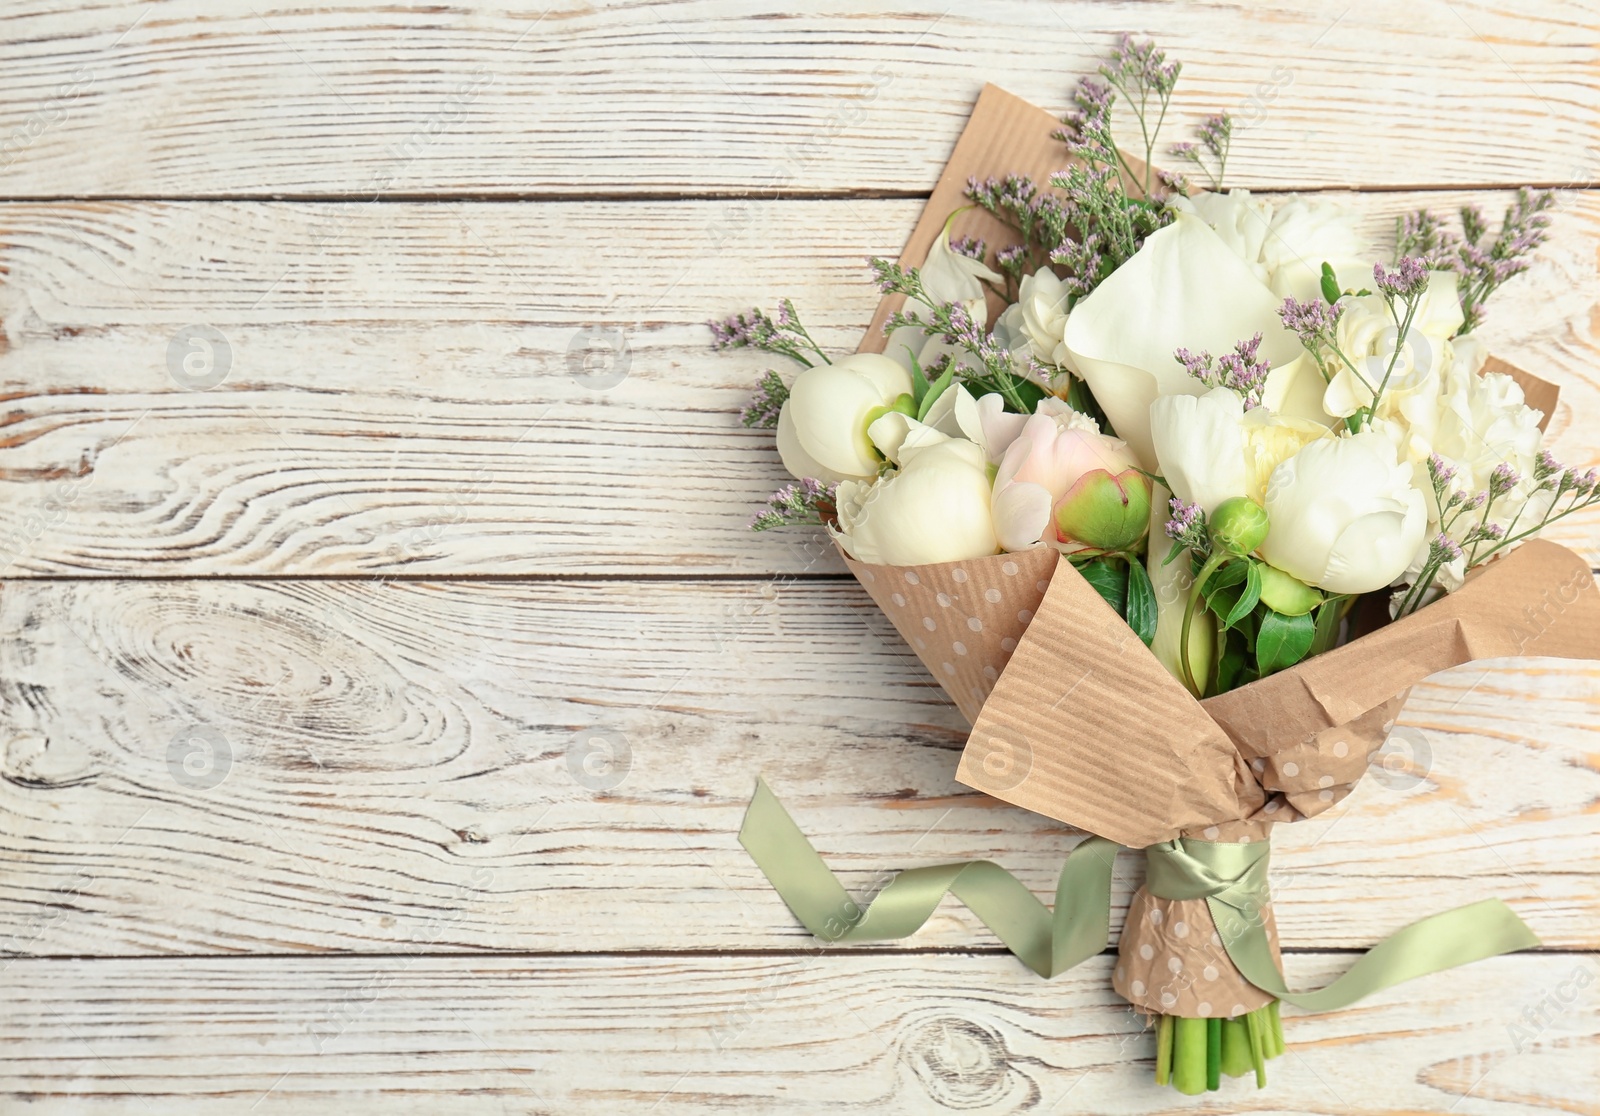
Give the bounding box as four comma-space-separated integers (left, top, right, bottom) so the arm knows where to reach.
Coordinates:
1373, 256, 1429, 300
739, 369, 789, 430
964, 174, 1073, 277
1163, 496, 1210, 563
1279, 295, 1346, 343
872, 259, 1045, 413
1393, 188, 1554, 334
709, 299, 831, 368
1488, 461, 1522, 499
1173, 333, 1271, 409
1169, 111, 1234, 190
750, 478, 836, 532
950, 235, 988, 261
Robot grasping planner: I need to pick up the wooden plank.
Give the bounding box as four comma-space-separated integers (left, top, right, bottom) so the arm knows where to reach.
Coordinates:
0, 2, 1595, 198
2, 578, 1596, 957
1, 192, 1597, 576
2, 952, 1595, 1113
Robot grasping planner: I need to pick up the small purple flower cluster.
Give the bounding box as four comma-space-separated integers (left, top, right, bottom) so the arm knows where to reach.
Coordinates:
739, 369, 789, 430
1278, 295, 1346, 345
1168, 113, 1234, 190
1429, 532, 1465, 564
950, 236, 988, 261
750, 478, 836, 532
1164, 497, 1209, 556
1426, 452, 1457, 488
712, 298, 831, 369
1058, 78, 1116, 157
1173, 333, 1271, 409
1373, 256, 1429, 300
1487, 461, 1521, 499
1394, 188, 1554, 333
1197, 113, 1231, 152
1106, 32, 1181, 97
709, 308, 778, 351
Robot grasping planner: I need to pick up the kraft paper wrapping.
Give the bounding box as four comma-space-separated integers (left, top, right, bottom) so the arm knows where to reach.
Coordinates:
842, 83, 1600, 1016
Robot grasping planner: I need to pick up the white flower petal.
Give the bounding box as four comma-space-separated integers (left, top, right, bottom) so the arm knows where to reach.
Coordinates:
991, 480, 1054, 551
1062, 211, 1307, 469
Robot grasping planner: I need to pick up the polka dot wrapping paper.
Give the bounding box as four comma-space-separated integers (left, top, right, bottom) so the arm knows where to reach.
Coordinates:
840, 546, 1057, 727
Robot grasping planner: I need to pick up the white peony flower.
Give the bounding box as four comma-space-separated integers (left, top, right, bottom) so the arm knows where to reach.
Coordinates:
1322, 272, 1465, 421
1258, 432, 1428, 594
1148, 387, 1327, 515
1260, 196, 1370, 302
1175, 190, 1371, 305
830, 428, 999, 565
993, 267, 1075, 370
776, 352, 912, 483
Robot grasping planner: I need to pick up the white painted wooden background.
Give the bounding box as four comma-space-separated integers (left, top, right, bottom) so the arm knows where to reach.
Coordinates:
1, 2, 1597, 1113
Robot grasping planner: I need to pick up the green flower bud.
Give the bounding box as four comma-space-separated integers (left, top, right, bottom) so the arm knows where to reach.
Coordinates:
1257, 562, 1322, 616
1209, 496, 1269, 556
1054, 468, 1152, 553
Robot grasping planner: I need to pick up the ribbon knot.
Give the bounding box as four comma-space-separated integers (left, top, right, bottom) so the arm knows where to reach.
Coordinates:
1144, 837, 1270, 914
1141, 837, 1539, 1012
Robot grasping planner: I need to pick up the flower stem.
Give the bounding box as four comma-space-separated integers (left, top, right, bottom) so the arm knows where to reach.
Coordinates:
1220, 1017, 1251, 1079
1173, 1016, 1208, 1095
1154, 1003, 1282, 1093
1178, 552, 1226, 698
1155, 1013, 1174, 1086
1206, 1017, 1223, 1091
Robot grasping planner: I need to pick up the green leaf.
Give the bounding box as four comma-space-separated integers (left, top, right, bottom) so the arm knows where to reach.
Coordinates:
1223, 561, 1262, 630
917, 359, 957, 421
1308, 594, 1348, 657
1256, 609, 1316, 676
1213, 627, 1249, 696
1319, 261, 1341, 305
1162, 538, 1186, 567
904, 346, 930, 405
1075, 557, 1128, 617
1201, 558, 1248, 606
1126, 558, 1158, 647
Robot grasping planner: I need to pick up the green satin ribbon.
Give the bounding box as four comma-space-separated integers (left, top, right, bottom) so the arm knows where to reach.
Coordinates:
741, 780, 1542, 1008
1143, 837, 1542, 1011
738, 778, 1119, 977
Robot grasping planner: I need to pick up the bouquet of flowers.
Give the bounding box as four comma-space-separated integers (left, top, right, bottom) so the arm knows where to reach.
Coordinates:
717, 38, 1600, 1096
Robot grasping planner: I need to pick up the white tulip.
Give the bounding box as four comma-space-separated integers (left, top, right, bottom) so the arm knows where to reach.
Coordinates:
776, 352, 912, 483
1062, 211, 1327, 469
831, 430, 999, 565
1258, 432, 1427, 594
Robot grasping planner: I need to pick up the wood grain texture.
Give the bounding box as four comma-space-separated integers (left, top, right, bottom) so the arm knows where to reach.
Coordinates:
2, 578, 1596, 957
2, 191, 1597, 576
3, 952, 1597, 1114
0, 1, 1596, 198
